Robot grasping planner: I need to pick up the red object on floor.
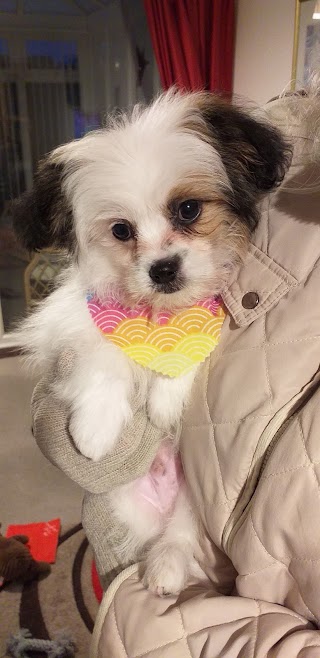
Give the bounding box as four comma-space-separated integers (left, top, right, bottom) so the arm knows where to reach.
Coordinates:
6, 518, 60, 563
91, 560, 103, 603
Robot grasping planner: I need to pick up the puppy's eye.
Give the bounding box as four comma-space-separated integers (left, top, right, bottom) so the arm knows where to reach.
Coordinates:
112, 222, 133, 241
178, 200, 202, 224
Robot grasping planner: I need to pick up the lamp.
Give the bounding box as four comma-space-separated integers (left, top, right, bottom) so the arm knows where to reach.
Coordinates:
313, 0, 320, 19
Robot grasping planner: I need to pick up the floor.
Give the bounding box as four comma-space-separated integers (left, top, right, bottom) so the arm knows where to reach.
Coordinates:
0, 356, 83, 532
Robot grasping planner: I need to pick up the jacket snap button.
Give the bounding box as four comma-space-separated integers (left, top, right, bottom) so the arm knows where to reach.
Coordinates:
242, 291, 259, 309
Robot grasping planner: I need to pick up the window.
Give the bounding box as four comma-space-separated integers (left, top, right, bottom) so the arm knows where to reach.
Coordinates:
24, 0, 82, 15
25, 40, 78, 70
0, 38, 9, 69
0, 0, 16, 12
0, 0, 159, 336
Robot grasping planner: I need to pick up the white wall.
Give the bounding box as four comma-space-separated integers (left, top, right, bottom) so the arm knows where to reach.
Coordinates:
233, 0, 296, 105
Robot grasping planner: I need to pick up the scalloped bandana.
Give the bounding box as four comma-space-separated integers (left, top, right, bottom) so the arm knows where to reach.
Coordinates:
87, 292, 225, 378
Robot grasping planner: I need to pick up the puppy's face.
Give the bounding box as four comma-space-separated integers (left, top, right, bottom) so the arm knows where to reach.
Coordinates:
64, 121, 247, 309
13, 91, 291, 310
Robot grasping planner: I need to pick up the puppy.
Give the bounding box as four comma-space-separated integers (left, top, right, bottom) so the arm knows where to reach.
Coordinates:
13, 90, 290, 595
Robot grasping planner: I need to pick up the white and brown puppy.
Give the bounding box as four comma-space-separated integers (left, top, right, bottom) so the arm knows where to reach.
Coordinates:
13, 90, 290, 595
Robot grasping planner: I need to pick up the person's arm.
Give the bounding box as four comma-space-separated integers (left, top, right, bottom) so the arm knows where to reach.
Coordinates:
31, 351, 164, 494
95, 574, 320, 658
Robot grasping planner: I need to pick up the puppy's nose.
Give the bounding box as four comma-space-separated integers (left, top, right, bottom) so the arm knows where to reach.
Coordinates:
149, 255, 181, 285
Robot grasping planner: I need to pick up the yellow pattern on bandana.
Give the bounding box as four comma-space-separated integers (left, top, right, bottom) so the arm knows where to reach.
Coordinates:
87, 293, 226, 378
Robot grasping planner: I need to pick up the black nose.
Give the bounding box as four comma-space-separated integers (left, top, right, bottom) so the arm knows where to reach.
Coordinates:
149, 256, 181, 285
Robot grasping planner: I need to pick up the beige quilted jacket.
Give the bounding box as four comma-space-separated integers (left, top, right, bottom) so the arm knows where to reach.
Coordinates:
91, 92, 320, 657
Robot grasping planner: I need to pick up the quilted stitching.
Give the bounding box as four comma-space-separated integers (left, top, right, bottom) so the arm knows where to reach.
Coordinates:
135, 639, 188, 657
250, 602, 260, 658
177, 608, 193, 658
248, 515, 276, 564
121, 591, 201, 658
236, 513, 320, 624
110, 600, 127, 657
204, 359, 230, 509
210, 267, 320, 499
209, 426, 230, 510
230, 388, 320, 626
103, 575, 320, 657
262, 313, 273, 414
133, 639, 185, 658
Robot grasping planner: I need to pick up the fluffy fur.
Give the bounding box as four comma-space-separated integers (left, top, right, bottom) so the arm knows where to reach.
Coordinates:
13, 90, 290, 595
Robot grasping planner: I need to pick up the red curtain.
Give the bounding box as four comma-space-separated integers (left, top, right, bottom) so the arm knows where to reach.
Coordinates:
144, 0, 235, 94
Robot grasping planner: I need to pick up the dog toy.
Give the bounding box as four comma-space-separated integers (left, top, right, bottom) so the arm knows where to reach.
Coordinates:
0, 526, 51, 586
6, 629, 76, 658
87, 292, 225, 377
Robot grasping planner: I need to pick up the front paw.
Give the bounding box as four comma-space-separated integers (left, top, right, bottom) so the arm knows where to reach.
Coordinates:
142, 543, 190, 597
147, 385, 182, 432
69, 401, 132, 461
69, 415, 110, 461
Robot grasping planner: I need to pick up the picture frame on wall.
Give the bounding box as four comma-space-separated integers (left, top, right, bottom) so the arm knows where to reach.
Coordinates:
304, 23, 320, 80
292, 0, 320, 87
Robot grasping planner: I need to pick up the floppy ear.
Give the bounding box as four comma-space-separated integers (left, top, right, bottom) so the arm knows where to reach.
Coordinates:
12, 158, 74, 252
201, 99, 292, 230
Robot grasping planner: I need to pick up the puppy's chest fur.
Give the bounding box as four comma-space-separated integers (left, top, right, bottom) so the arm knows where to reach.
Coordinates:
35, 282, 196, 461
67, 333, 197, 453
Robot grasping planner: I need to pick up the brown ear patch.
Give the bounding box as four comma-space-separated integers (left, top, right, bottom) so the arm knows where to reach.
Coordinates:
182, 93, 292, 231
12, 159, 75, 252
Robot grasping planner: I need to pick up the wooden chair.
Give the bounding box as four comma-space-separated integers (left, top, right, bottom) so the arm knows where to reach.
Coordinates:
24, 249, 70, 308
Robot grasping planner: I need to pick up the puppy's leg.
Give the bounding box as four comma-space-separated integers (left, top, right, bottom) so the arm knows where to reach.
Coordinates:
143, 484, 203, 596
109, 480, 165, 565
56, 346, 134, 461
147, 369, 197, 432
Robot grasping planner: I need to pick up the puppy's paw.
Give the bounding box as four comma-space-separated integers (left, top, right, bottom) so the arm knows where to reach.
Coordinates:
142, 543, 190, 597
69, 415, 109, 461
147, 384, 182, 432
69, 400, 132, 461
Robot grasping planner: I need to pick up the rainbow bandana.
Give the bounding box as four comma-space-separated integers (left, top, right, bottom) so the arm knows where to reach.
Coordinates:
87, 292, 225, 378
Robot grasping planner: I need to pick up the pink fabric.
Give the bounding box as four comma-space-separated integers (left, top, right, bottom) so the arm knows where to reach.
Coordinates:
133, 443, 184, 515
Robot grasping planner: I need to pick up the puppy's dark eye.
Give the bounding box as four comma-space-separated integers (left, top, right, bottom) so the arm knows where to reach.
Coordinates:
178, 200, 202, 224
112, 222, 133, 241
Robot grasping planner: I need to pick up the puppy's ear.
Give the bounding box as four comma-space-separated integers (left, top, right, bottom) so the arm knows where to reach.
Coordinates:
200, 98, 292, 230
12, 157, 74, 252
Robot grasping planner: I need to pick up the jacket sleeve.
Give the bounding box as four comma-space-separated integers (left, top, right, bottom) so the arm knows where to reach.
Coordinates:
230, 384, 320, 629
93, 571, 320, 658
92, 384, 320, 653
31, 352, 164, 494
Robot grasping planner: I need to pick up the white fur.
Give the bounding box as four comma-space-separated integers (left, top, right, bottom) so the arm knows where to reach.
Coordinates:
142, 483, 205, 595
48, 91, 233, 310
17, 91, 243, 595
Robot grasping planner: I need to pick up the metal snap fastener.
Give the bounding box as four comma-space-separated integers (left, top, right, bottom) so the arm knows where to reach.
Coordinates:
242, 291, 259, 309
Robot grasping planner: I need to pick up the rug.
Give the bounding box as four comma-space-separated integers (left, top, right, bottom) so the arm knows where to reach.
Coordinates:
0, 524, 100, 658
